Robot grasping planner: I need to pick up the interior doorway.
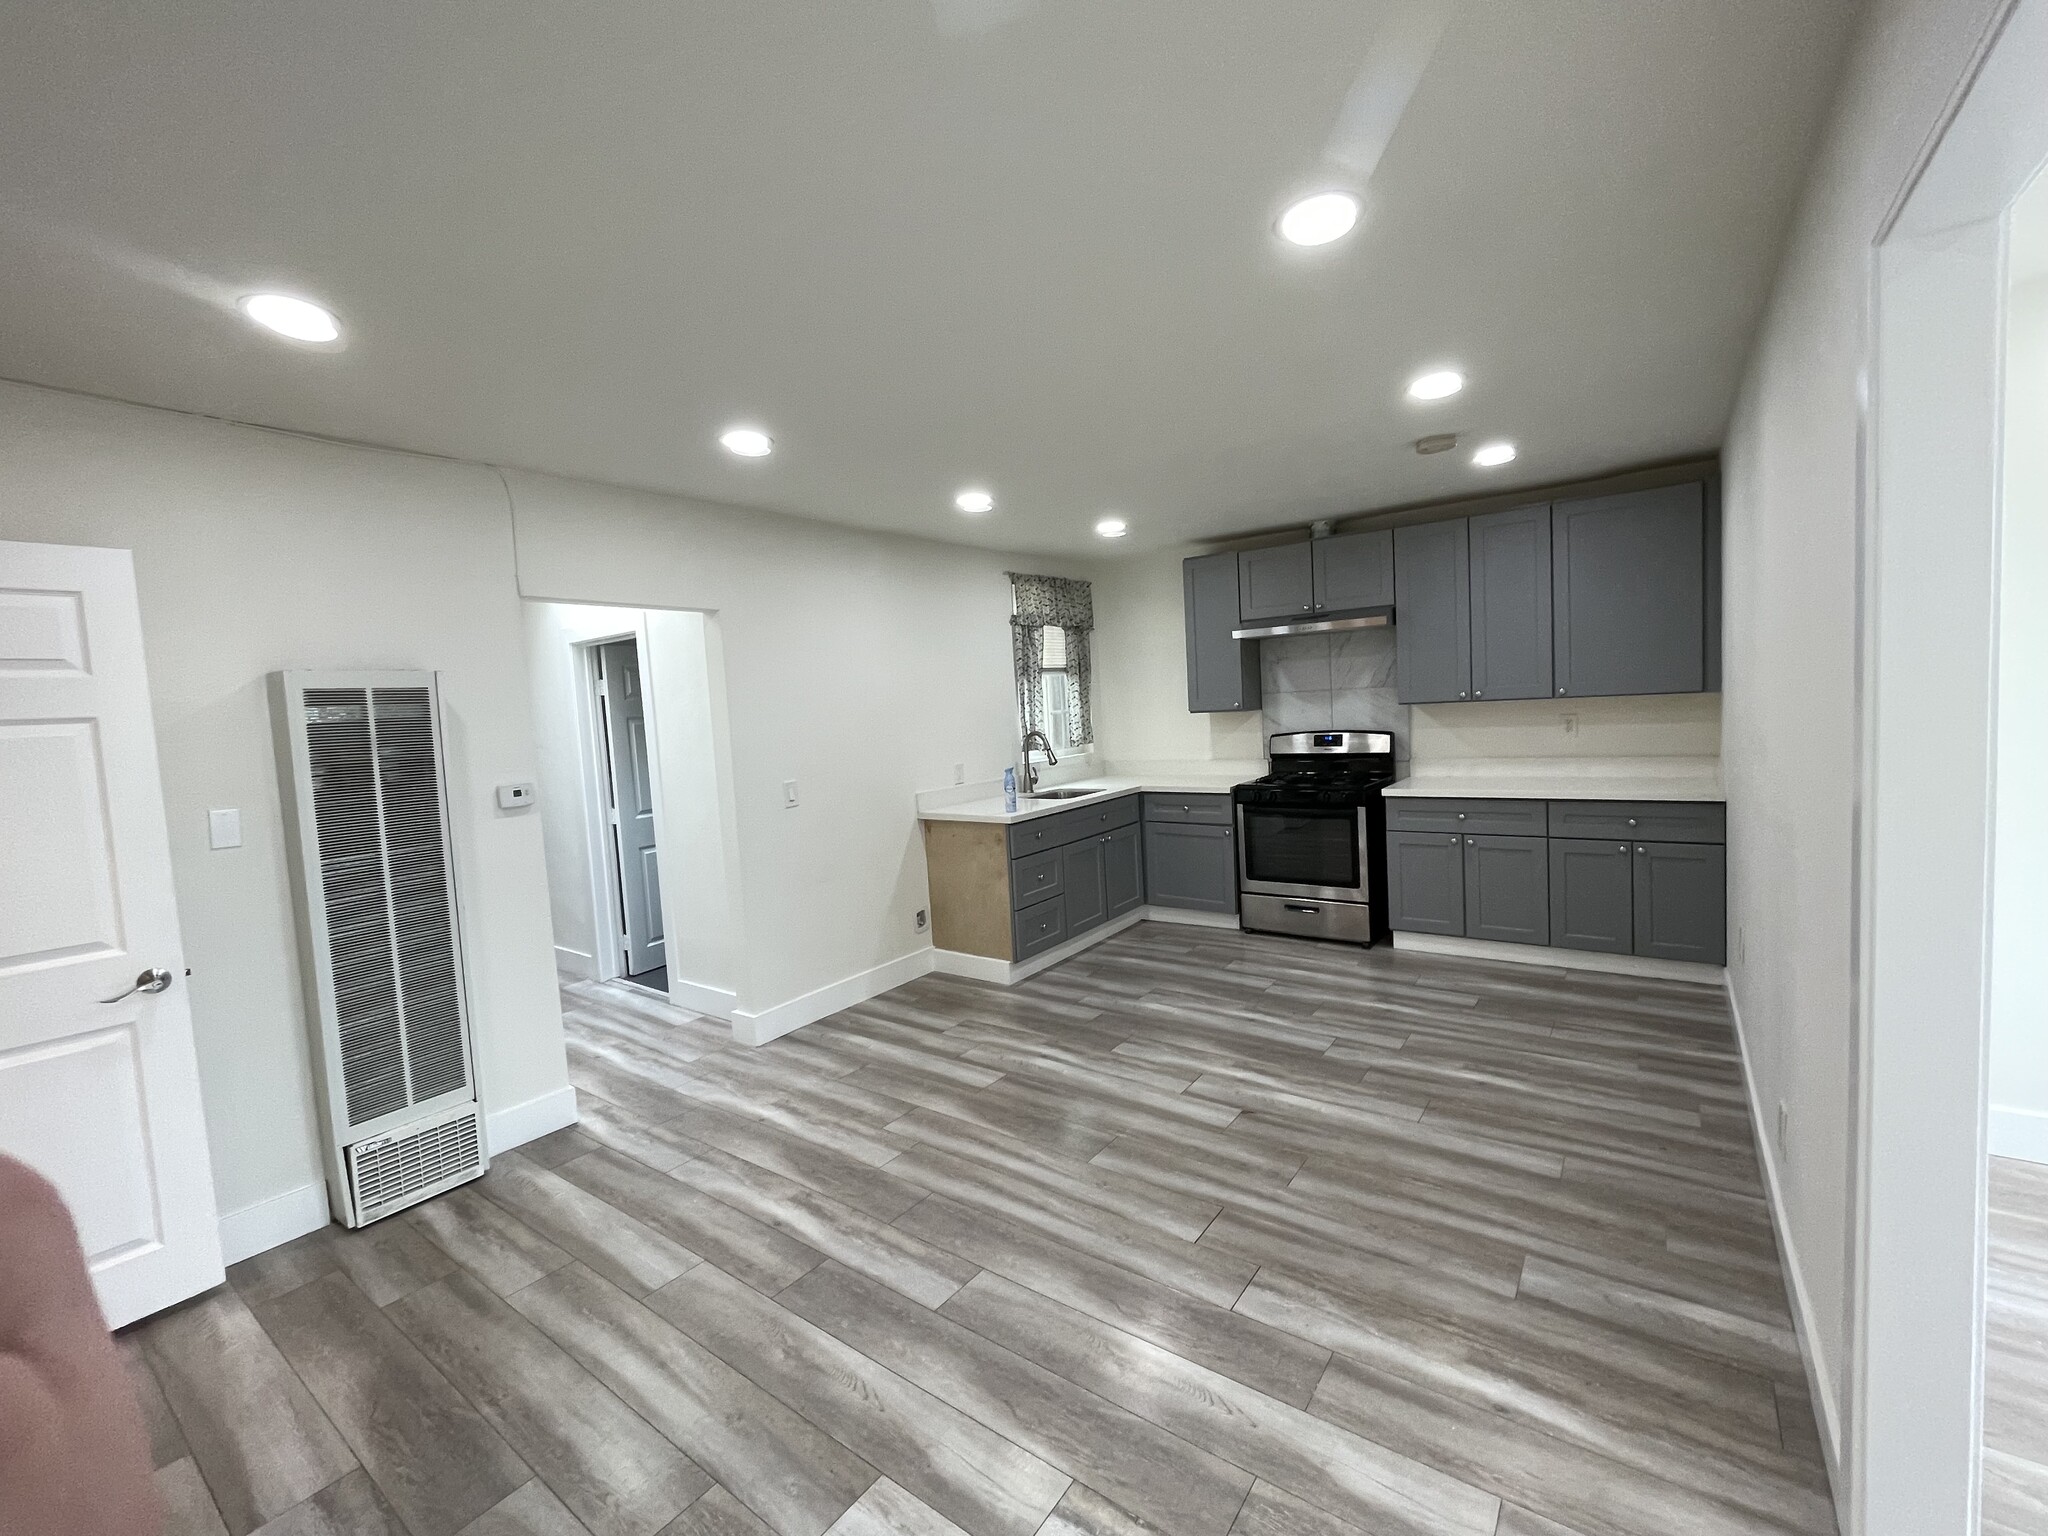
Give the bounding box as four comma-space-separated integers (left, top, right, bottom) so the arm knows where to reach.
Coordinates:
592, 637, 666, 992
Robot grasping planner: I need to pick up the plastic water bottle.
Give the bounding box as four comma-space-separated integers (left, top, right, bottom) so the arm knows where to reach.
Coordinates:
1002, 767, 1018, 813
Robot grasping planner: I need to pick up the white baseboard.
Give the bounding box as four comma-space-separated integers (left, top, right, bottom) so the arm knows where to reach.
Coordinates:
933, 908, 1156, 986
1390, 930, 1727, 984
1726, 980, 1845, 1516
218, 1180, 332, 1265
665, 976, 738, 1021
732, 949, 938, 1046
485, 1085, 581, 1155
553, 945, 597, 980
1990, 1105, 2048, 1163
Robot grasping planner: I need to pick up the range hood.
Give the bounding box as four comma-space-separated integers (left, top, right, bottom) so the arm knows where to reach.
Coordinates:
1232, 605, 1394, 641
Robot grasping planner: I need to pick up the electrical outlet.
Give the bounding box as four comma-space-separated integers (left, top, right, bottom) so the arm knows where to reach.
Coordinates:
915, 908, 929, 933
953, 763, 965, 785
782, 779, 799, 808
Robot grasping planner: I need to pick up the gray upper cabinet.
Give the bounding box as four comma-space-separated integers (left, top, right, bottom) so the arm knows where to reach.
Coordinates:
1549, 838, 1634, 954
1183, 552, 1261, 713
1238, 543, 1315, 622
1394, 518, 1472, 704
1468, 503, 1553, 701
1312, 529, 1394, 612
1553, 484, 1706, 698
1386, 829, 1466, 934
1462, 835, 1549, 945
1633, 841, 1727, 964
1103, 824, 1144, 918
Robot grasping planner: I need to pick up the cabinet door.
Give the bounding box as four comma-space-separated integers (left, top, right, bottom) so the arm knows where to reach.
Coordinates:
1548, 839, 1634, 953
1553, 484, 1706, 697
1468, 503, 1553, 701
1394, 519, 1472, 703
1385, 830, 1466, 934
1102, 825, 1144, 918
1632, 841, 1726, 964
1462, 835, 1549, 945
1143, 822, 1238, 914
1238, 544, 1315, 622
1183, 552, 1261, 713
1061, 837, 1109, 938
1312, 529, 1393, 612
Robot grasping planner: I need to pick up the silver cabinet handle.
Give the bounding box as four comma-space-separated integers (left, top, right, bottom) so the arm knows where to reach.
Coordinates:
1474, 690, 1482, 697
1557, 687, 1566, 695
101, 966, 173, 1004
1627, 818, 1637, 827
1619, 844, 1628, 852
1637, 846, 1645, 855
1459, 691, 1468, 699
1456, 812, 1466, 820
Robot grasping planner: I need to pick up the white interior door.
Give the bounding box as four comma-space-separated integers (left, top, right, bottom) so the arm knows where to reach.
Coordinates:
0, 540, 222, 1328
599, 639, 664, 976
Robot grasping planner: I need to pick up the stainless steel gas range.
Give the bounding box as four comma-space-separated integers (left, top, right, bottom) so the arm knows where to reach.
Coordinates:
1232, 731, 1397, 946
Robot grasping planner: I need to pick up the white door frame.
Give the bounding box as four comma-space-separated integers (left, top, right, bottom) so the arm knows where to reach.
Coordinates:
1849, 2, 2046, 1528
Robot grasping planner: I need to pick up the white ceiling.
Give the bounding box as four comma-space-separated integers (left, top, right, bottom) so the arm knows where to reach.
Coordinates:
0, 1, 1858, 555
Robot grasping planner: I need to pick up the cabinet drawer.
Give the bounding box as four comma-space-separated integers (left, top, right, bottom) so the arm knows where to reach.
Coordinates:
1013, 894, 1068, 961
1010, 847, 1063, 910
1142, 793, 1233, 826
1384, 798, 1546, 836
1007, 794, 1140, 857
1546, 800, 1724, 844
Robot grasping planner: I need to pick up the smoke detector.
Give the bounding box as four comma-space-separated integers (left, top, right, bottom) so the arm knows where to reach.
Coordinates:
1415, 433, 1459, 455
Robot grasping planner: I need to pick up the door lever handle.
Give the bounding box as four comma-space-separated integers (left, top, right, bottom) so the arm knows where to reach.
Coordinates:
101, 967, 174, 1004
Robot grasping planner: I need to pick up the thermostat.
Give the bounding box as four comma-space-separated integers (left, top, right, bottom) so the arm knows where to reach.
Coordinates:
497, 782, 536, 809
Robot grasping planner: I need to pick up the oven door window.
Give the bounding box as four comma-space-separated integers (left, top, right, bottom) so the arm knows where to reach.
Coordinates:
1240, 807, 1361, 890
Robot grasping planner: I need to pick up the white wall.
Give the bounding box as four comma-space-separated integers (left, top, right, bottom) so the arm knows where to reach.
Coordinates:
0, 381, 569, 1223
1991, 271, 2048, 1161
1717, 0, 2009, 1474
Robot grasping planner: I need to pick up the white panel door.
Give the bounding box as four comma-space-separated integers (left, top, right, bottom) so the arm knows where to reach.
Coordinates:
0, 540, 222, 1327
599, 640, 663, 976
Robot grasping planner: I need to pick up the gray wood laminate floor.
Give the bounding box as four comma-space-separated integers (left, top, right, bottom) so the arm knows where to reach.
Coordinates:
1986, 1156, 2048, 1536
124, 922, 1838, 1536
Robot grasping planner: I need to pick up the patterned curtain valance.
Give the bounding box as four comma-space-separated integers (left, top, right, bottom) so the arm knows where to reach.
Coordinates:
1007, 573, 1094, 633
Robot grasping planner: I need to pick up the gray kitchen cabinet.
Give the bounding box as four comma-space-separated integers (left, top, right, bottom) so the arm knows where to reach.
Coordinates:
1462, 835, 1549, 945
1549, 838, 1635, 954
1061, 837, 1109, 938
1013, 896, 1067, 961
1143, 821, 1237, 914
1394, 518, 1472, 704
1553, 484, 1706, 697
1103, 824, 1144, 918
1313, 529, 1394, 612
1386, 830, 1466, 934
1468, 503, 1553, 701
1183, 552, 1261, 713
1238, 543, 1315, 622
1633, 841, 1727, 964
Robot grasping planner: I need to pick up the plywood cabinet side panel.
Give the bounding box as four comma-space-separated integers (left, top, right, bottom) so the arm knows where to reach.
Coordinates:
922, 821, 1015, 960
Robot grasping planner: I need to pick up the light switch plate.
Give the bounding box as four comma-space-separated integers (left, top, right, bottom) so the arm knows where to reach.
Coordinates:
208, 808, 242, 849
783, 779, 799, 808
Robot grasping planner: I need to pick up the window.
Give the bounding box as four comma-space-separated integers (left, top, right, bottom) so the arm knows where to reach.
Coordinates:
1039, 625, 1074, 751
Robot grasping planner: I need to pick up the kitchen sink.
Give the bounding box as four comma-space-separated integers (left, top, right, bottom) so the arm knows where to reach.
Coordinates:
1024, 787, 1106, 800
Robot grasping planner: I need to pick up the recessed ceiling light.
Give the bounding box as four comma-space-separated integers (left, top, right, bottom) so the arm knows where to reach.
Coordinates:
1472, 442, 1518, 468
1407, 369, 1465, 401
1276, 191, 1361, 247
954, 489, 995, 515
1095, 516, 1129, 538
239, 293, 340, 343
719, 427, 773, 458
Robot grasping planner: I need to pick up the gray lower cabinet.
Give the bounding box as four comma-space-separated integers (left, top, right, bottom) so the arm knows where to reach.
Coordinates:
1462, 835, 1549, 945
1183, 552, 1261, 712
1385, 830, 1466, 935
1143, 821, 1237, 914
1553, 484, 1706, 698
1313, 529, 1394, 612
1394, 518, 1472, 704
1103, 824, 1144, 918
1238, 543, 1315, 622
1061, 836, 1109, 937
1548, 839, 1635, 954
1468, 503, 1553, 701
1013, 895, 1067, 961
1634, 841, 1727, 964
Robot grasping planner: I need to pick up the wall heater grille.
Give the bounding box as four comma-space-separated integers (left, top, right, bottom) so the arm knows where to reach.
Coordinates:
276, 670, 485, 1225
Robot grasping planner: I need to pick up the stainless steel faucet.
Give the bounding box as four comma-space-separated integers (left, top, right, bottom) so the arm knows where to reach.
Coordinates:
1020, 729, 1057, 792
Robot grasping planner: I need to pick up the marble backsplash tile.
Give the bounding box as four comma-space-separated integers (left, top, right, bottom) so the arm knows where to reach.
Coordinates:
1260, 629, 1409, 761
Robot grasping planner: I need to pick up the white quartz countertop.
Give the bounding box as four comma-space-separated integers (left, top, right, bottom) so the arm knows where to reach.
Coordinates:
917, 771, 1251, 825
1381, 757, 1724, 803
